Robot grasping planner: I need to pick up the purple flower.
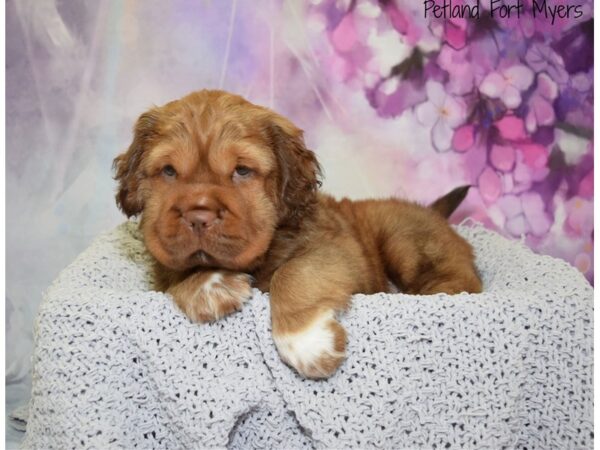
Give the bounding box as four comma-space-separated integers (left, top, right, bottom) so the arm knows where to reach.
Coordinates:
415, 81, 467, 152
437, 45, 474, 95
524, 43, 569, 84
525, 73, 559, 133
495, 192, 551, 238
480, 65, 534, 109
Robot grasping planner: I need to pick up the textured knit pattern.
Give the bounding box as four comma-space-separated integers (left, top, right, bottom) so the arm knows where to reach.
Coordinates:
21, 221, 593, 449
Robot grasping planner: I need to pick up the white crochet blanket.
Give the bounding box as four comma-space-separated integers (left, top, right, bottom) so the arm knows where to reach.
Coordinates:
19, 221, 593, 449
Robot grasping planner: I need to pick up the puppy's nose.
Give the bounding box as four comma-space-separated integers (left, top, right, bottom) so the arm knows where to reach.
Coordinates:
183, 208, 218, 230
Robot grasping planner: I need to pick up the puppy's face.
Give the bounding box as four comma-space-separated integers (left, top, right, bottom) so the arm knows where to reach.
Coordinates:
113, 90, 320, 272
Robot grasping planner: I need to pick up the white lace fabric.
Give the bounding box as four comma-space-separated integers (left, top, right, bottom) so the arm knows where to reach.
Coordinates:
20, 221, 593, 449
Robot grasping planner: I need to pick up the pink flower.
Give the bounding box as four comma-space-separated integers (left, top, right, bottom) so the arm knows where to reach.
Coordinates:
437, 45, 474, 95
478, 167, 502, 204
519, 143, 549, 170
495, 115, 527, 141
444, 18, 467, 50
497, 194, 522, 221
415, 81, 467, 152
565, 197, 593, 237
331, 14, 358, 53
438, 37, 501, 96
452, 124, 475, 152
510, 147, 550, 194
385, 3, 422, 46
488, 144, 549, 196
525, 73, 559, 133
490, 144, 516, 172
510, 152, 536, 194
480, 65, 534, 109
520, 192, 552, 237
496, 192, 551, 237
383, 1, 441, 51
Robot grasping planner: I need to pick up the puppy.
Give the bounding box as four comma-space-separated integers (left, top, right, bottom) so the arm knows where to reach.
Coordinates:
113, 90, 482, 379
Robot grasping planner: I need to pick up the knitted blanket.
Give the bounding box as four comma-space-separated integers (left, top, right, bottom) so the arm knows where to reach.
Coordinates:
20, 221, 593, 449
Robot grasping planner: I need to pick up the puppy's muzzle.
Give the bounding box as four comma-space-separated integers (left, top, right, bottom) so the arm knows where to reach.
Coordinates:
178, 192, 225, 233
183, 208, 218, 230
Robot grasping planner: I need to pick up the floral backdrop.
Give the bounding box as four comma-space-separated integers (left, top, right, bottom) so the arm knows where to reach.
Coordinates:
305, 0, 594, 281
5, 0, 594, 445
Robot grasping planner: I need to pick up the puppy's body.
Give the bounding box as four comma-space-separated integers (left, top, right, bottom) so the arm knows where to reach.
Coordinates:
114, 90, 481, 379
252, 193, 479, 295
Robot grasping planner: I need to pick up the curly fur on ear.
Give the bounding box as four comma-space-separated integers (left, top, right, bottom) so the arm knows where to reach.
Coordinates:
266, 123, 322, 228
112, 110, 161, 217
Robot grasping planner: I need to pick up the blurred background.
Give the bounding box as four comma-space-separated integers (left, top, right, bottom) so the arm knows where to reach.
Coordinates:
5, 0, 593, 445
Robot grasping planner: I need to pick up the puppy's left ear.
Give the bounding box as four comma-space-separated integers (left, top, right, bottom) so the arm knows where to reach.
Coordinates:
113, 109, 161, 217
266, 119, 322, 227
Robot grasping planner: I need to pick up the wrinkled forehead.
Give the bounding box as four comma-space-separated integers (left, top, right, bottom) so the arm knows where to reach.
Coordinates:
143, 105, 276, 176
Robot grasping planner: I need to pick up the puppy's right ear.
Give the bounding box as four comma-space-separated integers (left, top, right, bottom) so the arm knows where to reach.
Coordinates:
112, 110, 161, 217
266, 121, 322, 228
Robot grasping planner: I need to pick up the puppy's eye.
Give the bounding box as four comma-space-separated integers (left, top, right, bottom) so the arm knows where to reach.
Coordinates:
233, 166, 253, 178
162, 165, 177, 178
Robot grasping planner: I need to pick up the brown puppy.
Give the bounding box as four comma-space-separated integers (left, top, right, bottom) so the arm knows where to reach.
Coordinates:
114, 90, 482, 379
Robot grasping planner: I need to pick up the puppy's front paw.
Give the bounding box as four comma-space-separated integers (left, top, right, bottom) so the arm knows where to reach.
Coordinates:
168, 272, 252, 323
273, 311, 347, 379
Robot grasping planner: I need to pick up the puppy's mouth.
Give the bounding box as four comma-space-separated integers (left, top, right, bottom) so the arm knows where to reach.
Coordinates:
189, 249, 216, 266
174, 231, 249, 270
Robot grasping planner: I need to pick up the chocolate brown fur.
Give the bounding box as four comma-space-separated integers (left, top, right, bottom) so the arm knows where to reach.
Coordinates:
114, 90, 482, 379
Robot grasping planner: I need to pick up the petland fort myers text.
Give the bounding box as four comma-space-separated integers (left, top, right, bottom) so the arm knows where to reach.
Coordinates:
424, 0, 584, 24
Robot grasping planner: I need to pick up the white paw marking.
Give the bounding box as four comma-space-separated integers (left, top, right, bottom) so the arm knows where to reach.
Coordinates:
273, 311, 344, 374
192, 273, 250, 319
190, 273, 222, 318
203, 273, 223, 291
